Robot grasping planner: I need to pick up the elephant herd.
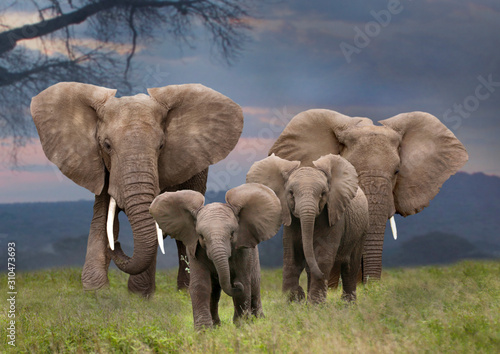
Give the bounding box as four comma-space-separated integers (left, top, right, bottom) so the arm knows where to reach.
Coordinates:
31, 82, 468, 329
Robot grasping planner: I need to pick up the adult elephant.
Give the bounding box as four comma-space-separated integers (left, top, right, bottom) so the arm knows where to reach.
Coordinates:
270, 109, 468, 283
247, 154, 369, 304
31, 82, 243, 297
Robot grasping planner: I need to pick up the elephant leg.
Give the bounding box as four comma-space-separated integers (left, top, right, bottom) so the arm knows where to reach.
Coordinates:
328, 261, 341, 289
357, 257, 363, 283
210, 278, 221, 326
305, 267, 311, 294
189, 259, 213, 330
307, 224, 337, 304
250, 291, 264, 318
232, 285, 252, 324
307, 260, 333, 305
250, 259, 264, 318
167, 168, 208, 290
176, 240, 190, 290
341, 244, 363, 302
127, 252, 157, 298
282, 224, 306, 302
82, 192, 113, 291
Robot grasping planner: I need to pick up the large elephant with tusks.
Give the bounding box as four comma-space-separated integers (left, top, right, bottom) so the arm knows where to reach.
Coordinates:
31, 82, 243, 297
269, 109, 468, 284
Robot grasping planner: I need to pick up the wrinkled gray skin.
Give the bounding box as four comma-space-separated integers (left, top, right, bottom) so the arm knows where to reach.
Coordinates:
269, 110, 468, 283
150, 184, 282, 329
247, 154, 369, 304
31, 82, 243, 297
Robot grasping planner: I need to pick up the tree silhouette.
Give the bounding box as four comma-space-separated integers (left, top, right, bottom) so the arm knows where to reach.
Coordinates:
0, 0, 256, 154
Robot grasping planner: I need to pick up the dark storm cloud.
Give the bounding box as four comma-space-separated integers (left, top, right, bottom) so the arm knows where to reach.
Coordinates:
3, 0, 499, 202
140, 0, 499, 176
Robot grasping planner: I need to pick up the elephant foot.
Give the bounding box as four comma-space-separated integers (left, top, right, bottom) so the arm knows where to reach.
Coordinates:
126, 252, 157, 298
307, 296, 326, 305
252, 309, 265, 318
81, 266, 109, 291
341, 291, 357, 303
307, 281, 327, 305
194, 318, 214, 331
287, 286, 305, 302
128, 273, 156, 298
233, 312, 252, 326
251, 305, 265, 318
195, 324, 213, 331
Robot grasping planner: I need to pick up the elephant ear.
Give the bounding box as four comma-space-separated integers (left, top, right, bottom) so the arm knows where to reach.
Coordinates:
246, 154, 300, 226
226, 183, 282, 249
380, 112, 468, 216
148, 84, 243, 189
270, 109, 365, 166
149, 190, 205, 258
313, 154, 359, 227
30, 82, 116, 195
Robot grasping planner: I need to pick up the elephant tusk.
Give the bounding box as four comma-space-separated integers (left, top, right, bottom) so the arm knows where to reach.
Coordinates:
156, 222, 165, 254
390, 216, 397, 240
107, 197, 117, 250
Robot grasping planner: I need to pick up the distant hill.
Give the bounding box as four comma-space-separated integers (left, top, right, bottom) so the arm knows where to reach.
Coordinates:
0, 172, 498, 270
383, 232, 492, 267
382, 172, 500, 257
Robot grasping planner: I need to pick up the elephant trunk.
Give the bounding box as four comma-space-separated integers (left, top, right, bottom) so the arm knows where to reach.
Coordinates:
362, 205, 387, 281
359, 175, 393, 282
298, 201, 323, 280
210, 243, 243, 296
109, 167, 159, 275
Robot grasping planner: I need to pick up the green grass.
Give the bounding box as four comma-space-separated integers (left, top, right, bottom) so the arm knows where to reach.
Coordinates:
2, 261, 499, 353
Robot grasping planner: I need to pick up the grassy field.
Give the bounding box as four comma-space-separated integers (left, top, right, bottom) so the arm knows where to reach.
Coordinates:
1, 261, 499, 353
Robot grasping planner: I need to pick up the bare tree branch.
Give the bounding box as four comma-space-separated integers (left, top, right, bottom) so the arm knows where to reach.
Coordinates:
124, 5, 137, 82
0, 0, 207, 56
0, 0, 258, 157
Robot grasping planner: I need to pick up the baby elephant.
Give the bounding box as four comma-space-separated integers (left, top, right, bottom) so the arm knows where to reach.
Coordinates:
150, 183, 281, 329
247, 154, 369, 304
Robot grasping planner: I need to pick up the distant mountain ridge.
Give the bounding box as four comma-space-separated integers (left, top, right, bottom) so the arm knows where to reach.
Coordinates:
382, 172, 500, 255
0, 172, 498, 270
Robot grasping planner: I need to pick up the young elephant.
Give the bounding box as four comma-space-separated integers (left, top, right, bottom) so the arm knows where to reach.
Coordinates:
247, 154, 369, 304
149, 183, 281, 329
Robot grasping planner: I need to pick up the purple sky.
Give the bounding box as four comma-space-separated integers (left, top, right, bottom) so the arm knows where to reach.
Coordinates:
1, 0, 499, 203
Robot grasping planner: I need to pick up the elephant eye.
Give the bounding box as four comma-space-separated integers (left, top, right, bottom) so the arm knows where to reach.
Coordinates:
199, 233, 204, 241
230, 231, 234, 240
395, 169, 400, 175
159, 142, 164, 150
321, 191, 326, 198
289, 190, 294, 197
103, 139, 112, 152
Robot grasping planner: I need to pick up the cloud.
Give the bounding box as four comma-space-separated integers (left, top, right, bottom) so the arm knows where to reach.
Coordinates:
242, 106, 272, 116
206, 137, 275, 192
2, 0, 500, 203
1, 10, 145, 59
0, 140, 92, 203
0, 10, 43, 28
18, 37, 144, 57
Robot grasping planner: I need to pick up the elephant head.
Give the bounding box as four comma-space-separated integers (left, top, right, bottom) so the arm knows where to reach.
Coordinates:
31, 82, 243, 276
247, 154, 359, 280
149, 183, 281, 296
269, 109, 468, 281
